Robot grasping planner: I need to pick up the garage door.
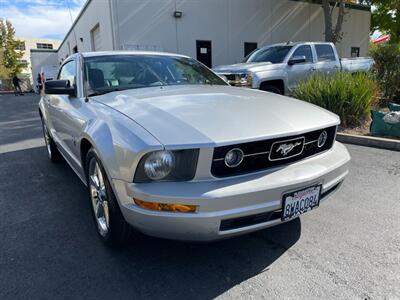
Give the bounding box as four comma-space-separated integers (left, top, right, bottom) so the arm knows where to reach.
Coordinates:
91, 24, 102, 51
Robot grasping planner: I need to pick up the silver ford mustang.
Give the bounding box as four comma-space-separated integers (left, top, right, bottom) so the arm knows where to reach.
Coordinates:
39, 51, 350, 244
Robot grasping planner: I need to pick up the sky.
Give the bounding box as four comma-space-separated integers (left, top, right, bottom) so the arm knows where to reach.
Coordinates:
0, 0, 86, 41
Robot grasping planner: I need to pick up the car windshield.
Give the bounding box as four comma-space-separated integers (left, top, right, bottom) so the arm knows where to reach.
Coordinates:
244, 46, 293, 63
84, 55, 227, 96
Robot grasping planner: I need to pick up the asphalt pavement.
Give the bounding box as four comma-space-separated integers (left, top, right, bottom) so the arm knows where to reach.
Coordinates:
0, 93, 399, 299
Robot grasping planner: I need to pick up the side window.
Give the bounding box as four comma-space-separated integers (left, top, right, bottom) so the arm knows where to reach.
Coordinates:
292, 45, 313, 63
315, 44, 336, 62
58, 60, 76, 86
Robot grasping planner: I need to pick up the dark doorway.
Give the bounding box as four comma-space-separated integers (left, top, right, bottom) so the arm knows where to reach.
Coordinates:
351, 47, 360, 57
196, 40, 212, 68
244, 42, 258, 58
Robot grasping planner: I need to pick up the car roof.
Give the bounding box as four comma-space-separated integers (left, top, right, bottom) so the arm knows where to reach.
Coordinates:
80, 51, 190, 59
259, 41, 333, 49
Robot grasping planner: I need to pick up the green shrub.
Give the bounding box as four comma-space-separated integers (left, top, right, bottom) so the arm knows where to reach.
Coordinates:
369, 44, 400, 103
292, 72, 377, 127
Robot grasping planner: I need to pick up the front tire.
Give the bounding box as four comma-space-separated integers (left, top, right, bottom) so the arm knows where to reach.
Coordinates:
260, 85, 283, 95
41, 119, 62, 163
86, 148, 131, 245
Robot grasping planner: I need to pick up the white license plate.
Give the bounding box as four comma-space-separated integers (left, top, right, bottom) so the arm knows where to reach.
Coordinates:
282, 185, 321, 221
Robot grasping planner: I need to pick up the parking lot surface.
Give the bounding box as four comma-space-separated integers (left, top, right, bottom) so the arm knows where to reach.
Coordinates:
1, 93, 399, 299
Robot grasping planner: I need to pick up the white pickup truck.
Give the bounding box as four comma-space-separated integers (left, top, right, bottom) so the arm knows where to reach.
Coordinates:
214, 42, 374, 95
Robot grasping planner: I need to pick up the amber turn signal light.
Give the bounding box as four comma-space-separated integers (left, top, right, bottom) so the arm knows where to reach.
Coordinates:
134, 199, 197, 213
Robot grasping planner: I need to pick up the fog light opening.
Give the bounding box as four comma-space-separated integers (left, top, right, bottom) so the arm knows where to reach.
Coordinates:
133, 198, 197, 213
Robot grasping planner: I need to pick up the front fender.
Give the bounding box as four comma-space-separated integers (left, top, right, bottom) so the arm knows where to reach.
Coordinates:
252, 70, 287, 90
80, 107, 162, 183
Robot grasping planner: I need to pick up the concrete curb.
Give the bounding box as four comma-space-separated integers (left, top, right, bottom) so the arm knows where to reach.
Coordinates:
336, 133, 400, 151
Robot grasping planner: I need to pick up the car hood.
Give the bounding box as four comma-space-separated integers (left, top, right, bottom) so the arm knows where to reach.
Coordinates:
214, 62, 284, 74
93, 85, 339, 148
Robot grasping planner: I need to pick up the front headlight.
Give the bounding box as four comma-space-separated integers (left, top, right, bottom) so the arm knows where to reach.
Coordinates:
134, 149, 199, 182
235, 73, 253, 87
144, 151, 175, 180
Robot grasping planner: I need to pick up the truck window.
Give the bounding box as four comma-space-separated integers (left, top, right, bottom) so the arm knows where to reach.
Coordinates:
291, 45, 313, 63
315, 44, 336, 62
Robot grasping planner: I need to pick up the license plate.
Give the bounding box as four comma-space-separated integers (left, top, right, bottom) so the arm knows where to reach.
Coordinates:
282, 185, 321, 221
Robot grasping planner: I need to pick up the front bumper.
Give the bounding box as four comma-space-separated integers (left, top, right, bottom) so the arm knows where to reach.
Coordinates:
113, 142, 350, 241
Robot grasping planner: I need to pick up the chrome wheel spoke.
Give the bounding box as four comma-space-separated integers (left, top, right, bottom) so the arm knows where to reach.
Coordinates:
88, 159, 110, 236
96, 164, 105, 189
102, 201, 110, 228
94, 200, 101, 217
89, 174, 100, 190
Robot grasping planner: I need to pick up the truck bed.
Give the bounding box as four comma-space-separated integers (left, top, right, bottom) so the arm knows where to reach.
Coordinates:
340, 57, 374, 73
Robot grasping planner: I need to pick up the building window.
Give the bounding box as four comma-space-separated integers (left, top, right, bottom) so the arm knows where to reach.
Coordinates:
351, 47, 360, 57
72, 45, 78, 53
244, 42, 258, 58
16, 41, 26, 51
36, 43, 53, 49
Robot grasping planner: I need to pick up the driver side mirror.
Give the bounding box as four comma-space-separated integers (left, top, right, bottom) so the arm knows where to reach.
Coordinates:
288, 56, 307, 66
45, 80, 76, 96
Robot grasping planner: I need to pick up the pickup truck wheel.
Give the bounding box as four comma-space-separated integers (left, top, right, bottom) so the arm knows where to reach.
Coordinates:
41, 119, 62, 163
261, 85, 283, 95
86, 149, 131, 246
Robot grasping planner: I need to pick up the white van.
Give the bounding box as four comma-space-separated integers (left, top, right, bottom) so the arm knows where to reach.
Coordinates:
40, 65, 59, 82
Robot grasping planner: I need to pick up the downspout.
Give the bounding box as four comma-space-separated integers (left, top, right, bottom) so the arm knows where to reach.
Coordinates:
174, 0, 179, 53
108, 0, 120, 50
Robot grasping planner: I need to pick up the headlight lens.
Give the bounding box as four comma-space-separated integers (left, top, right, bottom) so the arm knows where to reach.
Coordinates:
134, 149, 199, 182
144, 151, 175, 180
235, 73, 253, 87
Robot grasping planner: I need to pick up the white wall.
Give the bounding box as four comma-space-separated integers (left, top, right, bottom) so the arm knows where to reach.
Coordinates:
58, 0, 371, 67
111, 0, 371, 67
16, 37, 61, 81
57, 0, 114, 62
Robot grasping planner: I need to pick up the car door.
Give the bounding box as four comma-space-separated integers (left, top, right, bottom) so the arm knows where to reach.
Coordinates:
286, 45, 315, 92
47, 59, 82, 166
314, 44, 340, 75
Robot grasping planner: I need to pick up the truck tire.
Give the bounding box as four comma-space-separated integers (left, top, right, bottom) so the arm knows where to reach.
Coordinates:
260, 85, 283, 95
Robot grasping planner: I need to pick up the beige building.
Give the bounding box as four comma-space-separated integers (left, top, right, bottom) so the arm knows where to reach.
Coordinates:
16, 37, 62, 81
57, 0, 371, 68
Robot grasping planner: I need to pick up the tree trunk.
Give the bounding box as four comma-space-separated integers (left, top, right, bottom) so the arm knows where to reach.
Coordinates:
322, 0, 347, 44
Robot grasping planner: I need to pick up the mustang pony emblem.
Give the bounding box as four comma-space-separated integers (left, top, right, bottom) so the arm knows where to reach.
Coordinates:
276, 142, 302, 156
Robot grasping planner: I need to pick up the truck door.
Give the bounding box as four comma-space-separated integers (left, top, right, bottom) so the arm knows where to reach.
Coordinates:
314, 44, 340, 75
287, 45, 315, 92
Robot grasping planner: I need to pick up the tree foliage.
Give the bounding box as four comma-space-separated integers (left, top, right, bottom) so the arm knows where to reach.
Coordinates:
369, 43, 400, 102
360, 0, 399, 43
0, 19, 24, 78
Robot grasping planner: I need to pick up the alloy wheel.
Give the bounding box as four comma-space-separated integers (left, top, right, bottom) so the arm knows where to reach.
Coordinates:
88, 158, 110, 237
